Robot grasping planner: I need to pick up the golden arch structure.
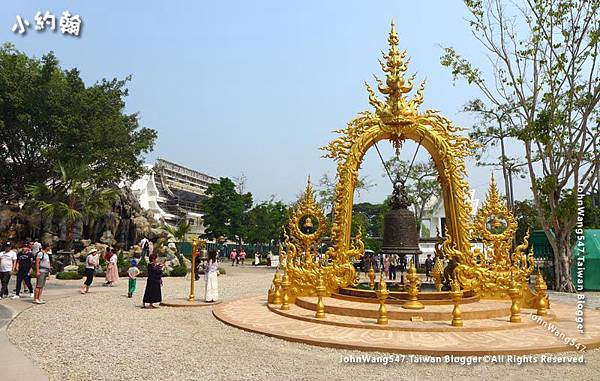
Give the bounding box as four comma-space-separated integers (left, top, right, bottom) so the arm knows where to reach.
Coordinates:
273, 22, 540, 308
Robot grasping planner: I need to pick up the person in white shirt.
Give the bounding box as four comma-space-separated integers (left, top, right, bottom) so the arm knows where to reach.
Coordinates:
31, 238, 42, 256
0, 242, 17, 298
80, 248, 99, 294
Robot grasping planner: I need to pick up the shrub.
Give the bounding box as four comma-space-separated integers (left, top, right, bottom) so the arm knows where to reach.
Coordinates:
218, 266, 226, 275
169, 265, 188, 277
56, 271, 83, 280
77, 264, 86, 276
138, 255, 148, 274
117, 250, 128, 272
99, 255, 106, 268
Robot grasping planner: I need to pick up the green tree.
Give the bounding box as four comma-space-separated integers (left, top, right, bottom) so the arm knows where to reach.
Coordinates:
245, 200, 289, 245
317, 173, 374, 216
0, 44, 156, 201
441, 0, 600, 291
464, 100, 528, 209
200, 177, 253, 246
27, 163, 117, 251
513, 200, 542, 244
353, 202, 387, 238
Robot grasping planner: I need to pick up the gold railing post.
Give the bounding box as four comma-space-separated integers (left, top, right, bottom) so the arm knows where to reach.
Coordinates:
188, 238, 198, 302
449, 278, 464, 327
315, 273, 326, 319
535, 269, 548, 316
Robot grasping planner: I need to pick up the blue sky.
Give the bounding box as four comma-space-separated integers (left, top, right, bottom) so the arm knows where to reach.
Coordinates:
1, 0, 531, 204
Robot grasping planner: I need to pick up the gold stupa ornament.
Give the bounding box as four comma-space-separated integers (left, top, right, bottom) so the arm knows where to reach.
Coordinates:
453, 175, 536, 303
277, 177, 363, 300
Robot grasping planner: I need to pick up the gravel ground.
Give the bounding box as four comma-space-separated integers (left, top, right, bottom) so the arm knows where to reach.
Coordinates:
7, 266, 600, 381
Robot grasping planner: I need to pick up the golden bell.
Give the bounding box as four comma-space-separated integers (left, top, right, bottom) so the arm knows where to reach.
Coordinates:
491, 217, 502, 229
304, 216, 313, 229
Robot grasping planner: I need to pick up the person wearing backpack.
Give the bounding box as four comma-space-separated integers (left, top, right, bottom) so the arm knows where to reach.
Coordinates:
34, 243, 52, 304
12, 243, 34, 299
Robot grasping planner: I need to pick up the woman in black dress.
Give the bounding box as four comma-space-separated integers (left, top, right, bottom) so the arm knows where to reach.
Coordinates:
142, 253, 163, 308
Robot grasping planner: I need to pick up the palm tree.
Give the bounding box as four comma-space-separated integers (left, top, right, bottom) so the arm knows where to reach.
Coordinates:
160, 221, 193, 262
162, 221, 192, 242
27, 163, 117, 251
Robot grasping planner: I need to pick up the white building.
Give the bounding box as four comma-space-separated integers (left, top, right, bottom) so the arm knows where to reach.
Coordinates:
416, 191, 481, 262
130, 159, 219, 237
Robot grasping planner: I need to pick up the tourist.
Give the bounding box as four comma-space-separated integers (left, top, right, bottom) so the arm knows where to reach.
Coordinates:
389, 254, 398, 281
254, 252, 261, 266
230, 248, 237, 267
399, 255, 407, 284
127, 259, 140, 298
383, 255, 390, 279
0, 242, 17, 298
34, 243, 52, 304
13, 244, 34, 299
239, 249, 246, 265
266, 251, 272, 267
142, 253, 163, 308
425, 254, 434, 283
80, 248, 99, 294
140, 237, 150, 258
204, 250, 219, 302
104, 248, 119, 286
194, 249, 202, 281
31, 238, 41, 257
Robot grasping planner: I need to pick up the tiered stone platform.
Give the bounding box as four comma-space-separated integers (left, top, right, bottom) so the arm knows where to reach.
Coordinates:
213, 295, 600, 355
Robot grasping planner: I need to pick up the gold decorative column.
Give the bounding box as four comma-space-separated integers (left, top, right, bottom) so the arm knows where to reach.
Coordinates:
402, 260, 424, 310
449, 278, 464, 327
368, 265, 376, 290
432, 256, 444, 292
508, 276, 522, 323
188, 238, 199, 302
280, 272, 291, 311
375, 271, 390, 325
534, 269, 548, 316
315, 273, 326, 319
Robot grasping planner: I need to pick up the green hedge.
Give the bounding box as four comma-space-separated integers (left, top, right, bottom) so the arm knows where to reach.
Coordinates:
56, 271, 83, 280
169, 265, 188, 277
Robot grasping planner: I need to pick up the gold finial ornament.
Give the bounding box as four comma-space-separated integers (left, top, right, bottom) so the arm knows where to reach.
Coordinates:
402, 260, 424, 310
315, 273, 326, 319
449, 277, 464, 327
535, 269, 548, 316
268, 269, 282, 304
368, 265, 376, 290
280, 273, 291, 311
432, 256, 444, 292
508, 274, 522, 323
375, 271, 390, 325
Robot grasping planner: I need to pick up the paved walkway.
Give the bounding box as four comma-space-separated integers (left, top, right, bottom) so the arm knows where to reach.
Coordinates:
0, 275, 114, 381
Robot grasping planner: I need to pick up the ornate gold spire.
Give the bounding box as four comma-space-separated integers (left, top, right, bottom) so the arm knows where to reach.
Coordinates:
366, 20, 425, 125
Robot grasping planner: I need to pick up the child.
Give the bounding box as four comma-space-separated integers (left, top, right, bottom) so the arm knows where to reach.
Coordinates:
127, 259, 140, 298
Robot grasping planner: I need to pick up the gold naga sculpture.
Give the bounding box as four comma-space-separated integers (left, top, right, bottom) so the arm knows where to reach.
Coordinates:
269, 21, 546, 309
